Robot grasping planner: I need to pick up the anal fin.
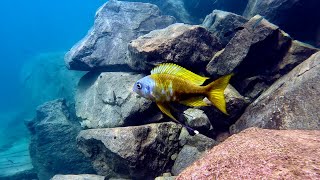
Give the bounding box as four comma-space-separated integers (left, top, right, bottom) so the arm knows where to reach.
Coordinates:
180, 96, 209, 107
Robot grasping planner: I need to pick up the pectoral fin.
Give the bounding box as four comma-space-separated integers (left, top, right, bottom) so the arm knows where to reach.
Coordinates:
180, 96, 209, 107
156, 102, 199, 135
156, 102, 177, 121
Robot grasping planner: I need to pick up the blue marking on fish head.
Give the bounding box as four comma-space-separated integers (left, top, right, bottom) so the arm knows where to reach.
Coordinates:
133, 76, 155, 100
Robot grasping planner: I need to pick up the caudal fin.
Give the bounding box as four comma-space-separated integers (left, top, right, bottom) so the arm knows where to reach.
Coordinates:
206, 74, 233, 115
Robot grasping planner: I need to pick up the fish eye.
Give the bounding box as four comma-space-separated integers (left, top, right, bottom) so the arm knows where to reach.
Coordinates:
136, 82, 142, 90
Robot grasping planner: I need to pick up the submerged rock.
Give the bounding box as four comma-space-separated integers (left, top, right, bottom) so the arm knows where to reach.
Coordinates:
183, 0, 248, 24
207, 15, 318, 100
76, 72, 159, 129
172, 128, 217, 175
26, 99, 94, 180
202, 10, 248, 46
230, 52, 320, 133
51, 174, 105, 180
182, 108, 211, 134
77, 122, 181, 179
65, 0, 175, 71
119, 0, 193, 24
21, 52, 84, 116
0, 169, 38, 180
177, 128, 320, 179
243, 0, 320, 46
171, 145, 202, 176
121, 0, 248, 24
128, 23, 222, 73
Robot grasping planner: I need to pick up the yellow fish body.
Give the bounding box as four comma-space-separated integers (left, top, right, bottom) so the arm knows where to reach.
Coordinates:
133, 63, 232, 130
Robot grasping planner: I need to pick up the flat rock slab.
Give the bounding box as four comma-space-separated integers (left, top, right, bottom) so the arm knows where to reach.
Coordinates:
65, 0, 175, 71
177, 128, 320, 179
128, 23, 222, 73
51, 174, 105, 180
77, 122, 181, 179
230, 51, 320, 133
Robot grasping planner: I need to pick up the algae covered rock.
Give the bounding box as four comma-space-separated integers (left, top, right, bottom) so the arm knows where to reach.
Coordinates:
202, 10, 248, 46
230, 52, 320, 133
65, 0, 175, 71
177, 128, 320, 179
128, 23, 222, 73
26, 99, 95, 180
75, 72, 159, 128
77, 122, 182, 179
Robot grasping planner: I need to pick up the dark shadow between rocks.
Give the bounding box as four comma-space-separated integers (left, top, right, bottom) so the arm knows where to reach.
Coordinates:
231, 29, 292, 99
78, 72, 101, 92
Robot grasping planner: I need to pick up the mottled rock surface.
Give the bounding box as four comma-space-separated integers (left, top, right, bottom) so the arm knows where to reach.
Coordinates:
207, 15, 318, 100
243, 0, 320, 46
51, 174, 105, 180
76, 72, 158, 128
26, 99, 94, 180
182, 108, 211, 133
128, 23, 222, 73
178, 128, 320, 179
77, 123, 182, 179
65, 0, 175, 71
173, 128, 217, 175
202, 10, 248, 46
230, 52, 320, 133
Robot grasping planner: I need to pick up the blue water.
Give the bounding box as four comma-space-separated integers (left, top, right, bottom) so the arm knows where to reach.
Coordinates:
0, 0, 105, 112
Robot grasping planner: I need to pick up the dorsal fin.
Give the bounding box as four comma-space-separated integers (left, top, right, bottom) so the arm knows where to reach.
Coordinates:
151, 63, 209, 85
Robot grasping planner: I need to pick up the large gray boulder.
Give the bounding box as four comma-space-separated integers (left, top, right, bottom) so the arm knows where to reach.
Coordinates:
76, 72, 159, 129
207, 15, 318, 100
65, 0, 175, 71
202, 10, 248, 46
26, 99, 95, 180
128, 23, 222, 73
77, 122, 182, 179
243, 0, 320, 46
230, 52, 320, 134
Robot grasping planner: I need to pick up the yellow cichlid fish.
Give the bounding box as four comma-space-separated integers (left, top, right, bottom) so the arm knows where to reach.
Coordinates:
133, 63, 232, 133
